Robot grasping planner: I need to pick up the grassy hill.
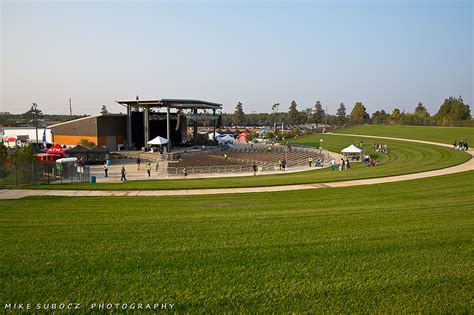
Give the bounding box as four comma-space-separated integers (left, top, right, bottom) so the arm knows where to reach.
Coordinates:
15, 134, 470, 190
334, 124, 474, 145
1, 171, 472, 312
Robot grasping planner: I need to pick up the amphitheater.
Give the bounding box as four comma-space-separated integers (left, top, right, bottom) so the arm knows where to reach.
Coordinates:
159, 144, 332, 176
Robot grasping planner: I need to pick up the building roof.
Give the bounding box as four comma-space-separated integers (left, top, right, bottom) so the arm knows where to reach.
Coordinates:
116, 99, 222, 110
48, 113, 126, 128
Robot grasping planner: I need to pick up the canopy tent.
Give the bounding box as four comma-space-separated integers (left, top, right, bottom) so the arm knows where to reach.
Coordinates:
46, 144, 66, 155
88, 146, 109, 164
341, 144, 363, 161
220, 135, 234, 141
217, 135, 234, 144
341, 144, 363, 153
238, 131, 249, 142
35, 153, 61, 162
208, 132, 222, 140
260, 129, 268, 135
68, 145, 89, 154
147, 136, 169, 145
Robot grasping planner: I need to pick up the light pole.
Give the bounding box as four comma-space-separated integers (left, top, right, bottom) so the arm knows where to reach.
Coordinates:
33, 103, 38, 145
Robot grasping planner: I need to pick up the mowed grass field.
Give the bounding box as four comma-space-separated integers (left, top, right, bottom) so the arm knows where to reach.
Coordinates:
1, 171, 473, 312
18, 134, 470, 190
334, 124, 474, 145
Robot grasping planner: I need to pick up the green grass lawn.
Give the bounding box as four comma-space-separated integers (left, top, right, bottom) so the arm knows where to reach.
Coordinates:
13, 134, 470, 190
334, 124, 474, 145
1, 171, 473, 312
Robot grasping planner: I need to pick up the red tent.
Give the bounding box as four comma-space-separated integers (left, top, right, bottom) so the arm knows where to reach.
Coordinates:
239, 131, 249, 142
46, 144, 66, 155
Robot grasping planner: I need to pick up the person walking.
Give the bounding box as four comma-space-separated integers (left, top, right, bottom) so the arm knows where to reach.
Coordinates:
278, 159, 282, 171
136, 156, 141, 170
346, 157, 350, 169
183, 167, 188, 178
103, 162, 108, 177
253, 162, 257, 176
146, 162, 151, 177
340, 158, 345, 171
120, 166, 127, 182
308, 157, 313, 167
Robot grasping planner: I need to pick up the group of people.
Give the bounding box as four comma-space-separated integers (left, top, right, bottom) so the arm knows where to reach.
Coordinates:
105, 164, 130, 182
363, 154, 377, 167
373, 143, 388, 153
329, 158, 351, 171
307, 157, 324, 167
277, 159, 287, 171
101, 156, 154, 182
252, 162, 263, 175
453, 140, 469, 151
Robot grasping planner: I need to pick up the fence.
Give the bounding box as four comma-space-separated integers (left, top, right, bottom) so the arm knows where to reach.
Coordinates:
0, 160, 90, 187
162, 146, 229, 161
162, 144, 333, 176
164, 159, 324, 176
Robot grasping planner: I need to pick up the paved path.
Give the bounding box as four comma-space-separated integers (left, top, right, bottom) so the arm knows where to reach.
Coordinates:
0, 136, 472, 199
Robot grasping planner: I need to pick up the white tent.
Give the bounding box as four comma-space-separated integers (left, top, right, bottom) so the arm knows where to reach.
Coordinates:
220, 135, 234, 142
341, 144, 363, 161
147, 136, 169, 145
208, 132, 222, 140
217, 135, 234, 144
341, 144, 363, 153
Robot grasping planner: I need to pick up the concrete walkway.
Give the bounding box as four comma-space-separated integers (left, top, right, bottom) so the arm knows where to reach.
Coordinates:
0, 137, 472, 199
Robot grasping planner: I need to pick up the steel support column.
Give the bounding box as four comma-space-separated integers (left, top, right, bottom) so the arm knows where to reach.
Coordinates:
193, 108, 198, 144
144, 106, 149, 149
127, 104, 132, 149
212, 109, 217, 145
166, 105, 171, 152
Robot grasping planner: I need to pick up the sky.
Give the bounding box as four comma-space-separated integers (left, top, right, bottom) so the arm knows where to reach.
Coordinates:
1, 0, 472, 115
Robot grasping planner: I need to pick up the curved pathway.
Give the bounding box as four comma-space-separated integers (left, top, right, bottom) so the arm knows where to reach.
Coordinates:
0, 136, 472, 199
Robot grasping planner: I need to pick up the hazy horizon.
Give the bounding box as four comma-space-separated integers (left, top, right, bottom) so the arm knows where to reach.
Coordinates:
1, 0, 472, 116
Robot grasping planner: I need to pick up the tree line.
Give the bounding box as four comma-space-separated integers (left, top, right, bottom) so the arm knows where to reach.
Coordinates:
224, 96, 472, 127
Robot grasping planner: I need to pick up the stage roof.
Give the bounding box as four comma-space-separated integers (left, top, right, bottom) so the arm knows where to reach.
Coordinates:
116, 99, 222, 110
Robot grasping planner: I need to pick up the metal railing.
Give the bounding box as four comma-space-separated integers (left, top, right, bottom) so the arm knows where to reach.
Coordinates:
163, 159, 324, 176
162, 146, 229, 161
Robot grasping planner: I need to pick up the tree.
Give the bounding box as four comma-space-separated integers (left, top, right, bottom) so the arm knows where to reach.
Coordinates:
100, 105, 109, 114
232, 102, 245, 126
390, 108, 401, 124
287, 100, 299, 126
312, 101, 325, 126
371, 110, 389, 124
271, 103, 280, 114
415, 102, 429, 117
0, 143, 8, 179
79, 138, 96, 148
434, 96, 471, 126
336, 102, 347, 126
349, 102, 369, 125
12, 144, 35, 162
271, 103, 280, 128
22, 105, 44, 126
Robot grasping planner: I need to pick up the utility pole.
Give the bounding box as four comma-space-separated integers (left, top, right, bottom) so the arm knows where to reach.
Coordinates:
69, 98, 72, 117
33, 103, 38, 145
325, 106, 328, 126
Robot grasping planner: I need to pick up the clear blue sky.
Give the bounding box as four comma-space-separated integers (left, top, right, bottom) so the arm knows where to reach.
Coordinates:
1, 0, 472, 115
